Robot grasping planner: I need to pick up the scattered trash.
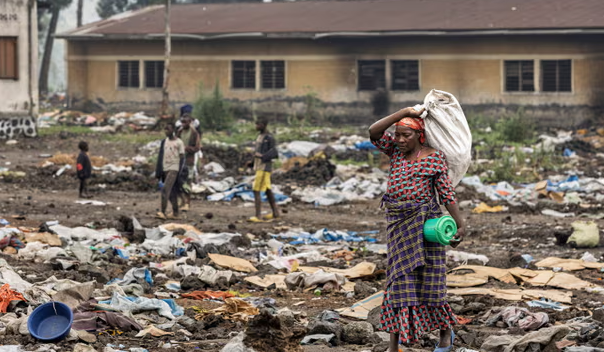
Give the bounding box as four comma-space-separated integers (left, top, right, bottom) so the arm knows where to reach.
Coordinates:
301, 333, 336, 345
527, 298, 570, 311
485, 306, 549, 331
567, 221, 600, 248
209, 254, 258, 273
472, 203, 508, 214
447, 251, 489, 265
448, 287, 572, 303
0, 284, 26, 313
338, 292, 383, 320
541, 209, 576, 218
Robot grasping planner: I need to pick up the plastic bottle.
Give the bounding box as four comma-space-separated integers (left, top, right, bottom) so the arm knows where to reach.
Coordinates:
268, 239, 284, 256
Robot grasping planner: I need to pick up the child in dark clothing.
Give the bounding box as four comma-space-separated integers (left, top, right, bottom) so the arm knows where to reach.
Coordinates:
76, 141, 92, 198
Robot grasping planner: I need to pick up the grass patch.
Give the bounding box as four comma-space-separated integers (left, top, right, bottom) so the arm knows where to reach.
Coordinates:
101, 132, 163, 145
466, 108, 564, 183
469, 147, 565, 183
202, 122, 258, 146
202, 122, 361, 145
37, 125, 92, 137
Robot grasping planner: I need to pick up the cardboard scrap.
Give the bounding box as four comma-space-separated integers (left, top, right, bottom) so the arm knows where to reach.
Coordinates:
135, 326, 174, 338
535, 181, 564, 203
208, 253, 257, 273
342, 281, 356, 292
245, 275, 287, 290
162, 223, 202, 236
535, 257, 604, 271
447, 265, 517, 288
337, 291, 383, 320
472, 202, 507, 214
298, 261, 376, 279
197, 298, 259, 322
24, 232, 62, 246
448, 288, 572, 304
447, 265, 596, 291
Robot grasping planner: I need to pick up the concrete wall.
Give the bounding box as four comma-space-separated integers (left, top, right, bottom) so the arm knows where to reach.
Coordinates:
0, 0, 38, 139
65, 34, 604, 127
0, 0, 38, 118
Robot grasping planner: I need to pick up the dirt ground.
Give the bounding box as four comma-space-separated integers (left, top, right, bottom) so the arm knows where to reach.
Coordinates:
1, 133, 604, 351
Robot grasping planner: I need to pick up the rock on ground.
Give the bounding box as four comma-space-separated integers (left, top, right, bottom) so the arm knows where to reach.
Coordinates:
343, 321, 374, 345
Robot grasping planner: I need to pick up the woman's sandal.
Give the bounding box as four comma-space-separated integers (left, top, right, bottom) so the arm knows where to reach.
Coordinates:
433, 330, 455, 352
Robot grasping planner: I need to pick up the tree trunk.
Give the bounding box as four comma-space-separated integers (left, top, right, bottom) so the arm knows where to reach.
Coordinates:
160, 0, 171, 116
39, 5, 60, 95
77, 0, 83, 27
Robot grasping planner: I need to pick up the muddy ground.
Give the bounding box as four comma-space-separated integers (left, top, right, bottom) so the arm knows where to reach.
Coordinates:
1, 132, 604, 351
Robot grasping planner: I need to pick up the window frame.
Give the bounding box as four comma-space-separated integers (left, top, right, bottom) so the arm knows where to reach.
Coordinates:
260, 60, 286, 90
540, 59, 572, 93
390, 60, 420, 91
504, 60, 535, 93
357, 60, 386, 91
0, 37, 18, 80
143, 60, 164, 89
117, 60, 141, 89
231, 60, 257, 90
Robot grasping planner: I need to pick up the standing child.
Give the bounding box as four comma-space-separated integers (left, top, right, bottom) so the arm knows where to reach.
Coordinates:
76, 141, 92, 198
248, 118, 280, 222
176, 114, 201, 212
156, 123, 185, 220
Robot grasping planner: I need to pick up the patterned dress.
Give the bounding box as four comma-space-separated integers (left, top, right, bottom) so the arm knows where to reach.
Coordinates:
372, 132, 458, 345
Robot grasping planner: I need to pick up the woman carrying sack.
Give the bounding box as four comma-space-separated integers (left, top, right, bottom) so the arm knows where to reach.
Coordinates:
368, 107, 466, 352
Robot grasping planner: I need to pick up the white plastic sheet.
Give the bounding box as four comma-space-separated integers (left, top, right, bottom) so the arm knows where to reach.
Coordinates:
283, 141, 321, 157
221, 332, 256, 352
419, 89, 472, 186
107, 292, 177, 320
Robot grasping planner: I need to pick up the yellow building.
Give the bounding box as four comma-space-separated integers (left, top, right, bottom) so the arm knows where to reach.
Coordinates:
57, 0, 604, 126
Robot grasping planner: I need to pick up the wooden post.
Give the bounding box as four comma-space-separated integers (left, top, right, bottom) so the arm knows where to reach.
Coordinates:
161, 0, 171, 116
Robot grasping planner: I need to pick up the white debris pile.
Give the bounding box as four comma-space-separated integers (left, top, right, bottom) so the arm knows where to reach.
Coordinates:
292, 165, 387, 206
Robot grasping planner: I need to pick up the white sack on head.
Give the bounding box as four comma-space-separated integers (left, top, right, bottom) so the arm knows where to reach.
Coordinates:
418, 89, 472, 186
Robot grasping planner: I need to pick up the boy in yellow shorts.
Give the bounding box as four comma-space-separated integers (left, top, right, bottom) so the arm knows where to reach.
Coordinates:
249, 118, 280, 222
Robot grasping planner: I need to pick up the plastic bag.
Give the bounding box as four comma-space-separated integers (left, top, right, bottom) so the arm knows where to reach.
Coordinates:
416, 89, 472, 186
567, 221, 599, 248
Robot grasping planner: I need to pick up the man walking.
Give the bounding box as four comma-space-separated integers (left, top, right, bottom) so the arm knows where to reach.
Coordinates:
248, 118, 280, 222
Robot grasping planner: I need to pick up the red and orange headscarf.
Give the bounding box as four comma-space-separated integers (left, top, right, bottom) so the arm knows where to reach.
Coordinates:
395, 117, 426, 144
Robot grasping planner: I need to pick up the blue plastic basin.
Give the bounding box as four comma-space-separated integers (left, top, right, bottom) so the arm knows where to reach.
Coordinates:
27, 302, 73, 342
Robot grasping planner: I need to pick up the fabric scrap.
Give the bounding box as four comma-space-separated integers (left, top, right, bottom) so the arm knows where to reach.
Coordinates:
0, 284, 26, 313
181, 291, 235, 301
195, 298, 259, 322
481, 325, 569, 352
73, 301, 142, 332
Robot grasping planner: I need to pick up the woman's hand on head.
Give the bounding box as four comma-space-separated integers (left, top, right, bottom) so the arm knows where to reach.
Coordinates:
402, 107, 425, 119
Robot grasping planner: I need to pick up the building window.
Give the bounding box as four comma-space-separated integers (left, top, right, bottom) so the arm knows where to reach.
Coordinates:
260, 61, 285, 89
391, 60, 419, 91
504, 60, 534, 92
144, 61, 164, 88
0, 37, 18, 80
541, 60, 571, 92
118, 60, 140, 88
232, 61, 256, 89
358, 60, 385, 91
